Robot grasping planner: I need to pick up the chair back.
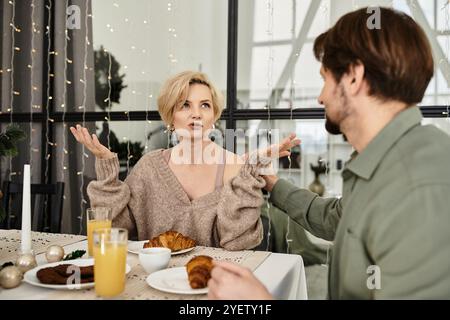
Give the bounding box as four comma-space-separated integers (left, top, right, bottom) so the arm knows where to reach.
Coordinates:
1, 181, 64, 233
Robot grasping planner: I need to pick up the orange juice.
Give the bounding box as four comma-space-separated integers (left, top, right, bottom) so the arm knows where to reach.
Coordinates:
87, 219, 111, 256
93, 242, 127, 297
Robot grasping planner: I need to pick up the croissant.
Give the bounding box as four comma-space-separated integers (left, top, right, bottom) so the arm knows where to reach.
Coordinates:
186, 255, 213, 289
143, 230, 196, 251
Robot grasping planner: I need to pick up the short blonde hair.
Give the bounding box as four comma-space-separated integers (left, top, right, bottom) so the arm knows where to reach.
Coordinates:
157, 71, 224, 125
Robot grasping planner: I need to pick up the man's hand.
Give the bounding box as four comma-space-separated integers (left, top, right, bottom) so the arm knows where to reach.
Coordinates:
262, 175, 279, 192
207, 261, 273, 300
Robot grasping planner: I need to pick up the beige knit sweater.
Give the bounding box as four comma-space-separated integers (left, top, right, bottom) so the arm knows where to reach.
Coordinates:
87, 149, 267, 250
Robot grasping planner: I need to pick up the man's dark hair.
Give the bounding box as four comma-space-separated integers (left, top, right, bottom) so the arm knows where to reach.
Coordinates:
314, 7, 434, 105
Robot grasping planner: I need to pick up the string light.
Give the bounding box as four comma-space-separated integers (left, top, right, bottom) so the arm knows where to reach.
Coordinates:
43, 0, 52, 199
145, 93, 152, 152
106, 47, 112, 150
321, 0, 331, 197
264, 0, 274, 252
126, 96, 132, 175
167, 1, 178, 72
284, 0, 298, 254
144, 3, 151, 154
78, 0, 90, 235
29, 0, 36, 176
9, 0, 16, 180
61, 1, 69, 184
287, 0, 296, 184
125, 5, 134, 174
321, 1, 332, 268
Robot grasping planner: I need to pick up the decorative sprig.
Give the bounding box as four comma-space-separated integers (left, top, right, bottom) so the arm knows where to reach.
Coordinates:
0, 125, 26, 223
0, 124, 26, 157
63, 250, 86, 261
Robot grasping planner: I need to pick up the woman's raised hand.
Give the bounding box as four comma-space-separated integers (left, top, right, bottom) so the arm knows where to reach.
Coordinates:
264, 132, 301, 159
244, 132, 301, 162
69, 124, 114, 160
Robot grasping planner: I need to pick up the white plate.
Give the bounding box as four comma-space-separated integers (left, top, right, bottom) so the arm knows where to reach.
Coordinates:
127, 241, 195, 256
146, 267, 208, 295
23, 258, 131, 290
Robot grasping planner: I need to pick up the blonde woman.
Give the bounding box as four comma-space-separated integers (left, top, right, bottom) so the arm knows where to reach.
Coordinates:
70, 71, 299, 250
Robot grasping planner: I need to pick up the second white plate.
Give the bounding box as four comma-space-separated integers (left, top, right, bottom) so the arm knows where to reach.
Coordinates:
146, 267, 208, 295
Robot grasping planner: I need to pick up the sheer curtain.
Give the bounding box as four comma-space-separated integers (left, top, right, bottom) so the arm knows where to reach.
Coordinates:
0, 0, 96, 234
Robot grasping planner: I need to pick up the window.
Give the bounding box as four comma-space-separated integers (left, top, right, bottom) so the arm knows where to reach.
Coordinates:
91, 0, 228, 112
1, 0, 448, 235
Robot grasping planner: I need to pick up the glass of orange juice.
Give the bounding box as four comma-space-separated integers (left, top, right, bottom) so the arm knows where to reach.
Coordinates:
87, 207, 112, 257
93, 228, 128, 298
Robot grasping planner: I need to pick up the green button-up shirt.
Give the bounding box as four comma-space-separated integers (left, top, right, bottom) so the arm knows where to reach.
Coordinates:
270, 107, 450, 299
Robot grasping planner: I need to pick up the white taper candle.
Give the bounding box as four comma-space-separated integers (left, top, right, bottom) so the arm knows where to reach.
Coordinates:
21, 164, 32, 254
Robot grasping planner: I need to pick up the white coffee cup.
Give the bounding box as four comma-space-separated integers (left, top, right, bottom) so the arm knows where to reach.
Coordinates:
139, 247, 171, 274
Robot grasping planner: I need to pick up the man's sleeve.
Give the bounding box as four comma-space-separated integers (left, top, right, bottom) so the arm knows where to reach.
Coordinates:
269, 179, 343, 241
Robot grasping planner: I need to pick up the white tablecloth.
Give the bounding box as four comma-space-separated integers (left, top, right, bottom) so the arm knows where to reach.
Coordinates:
0, 239, 307, 300
255, 252, 308, 300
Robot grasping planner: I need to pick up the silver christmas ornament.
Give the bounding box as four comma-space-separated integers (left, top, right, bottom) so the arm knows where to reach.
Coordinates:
45, 245, 65, 263
15, 253, 37, 273
0, 266, 23, 289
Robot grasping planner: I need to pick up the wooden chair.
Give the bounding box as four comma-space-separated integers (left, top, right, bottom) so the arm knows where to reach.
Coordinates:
0, 181, 64, 233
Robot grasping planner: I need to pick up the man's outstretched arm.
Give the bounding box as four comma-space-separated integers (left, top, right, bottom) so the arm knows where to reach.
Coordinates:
265, 176, 342, 241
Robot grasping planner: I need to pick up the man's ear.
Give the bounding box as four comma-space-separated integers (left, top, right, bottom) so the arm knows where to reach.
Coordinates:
346, 61, 365, 95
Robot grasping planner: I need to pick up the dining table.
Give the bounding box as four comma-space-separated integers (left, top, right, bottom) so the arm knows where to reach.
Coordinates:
0, 229, 307, 300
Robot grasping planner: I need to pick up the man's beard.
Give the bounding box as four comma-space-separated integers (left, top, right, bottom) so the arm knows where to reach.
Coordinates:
325, 115, 342, 135
324, 83, 349, 135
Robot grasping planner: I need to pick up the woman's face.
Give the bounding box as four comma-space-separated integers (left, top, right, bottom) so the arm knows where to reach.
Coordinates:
172, 83, 215, 141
